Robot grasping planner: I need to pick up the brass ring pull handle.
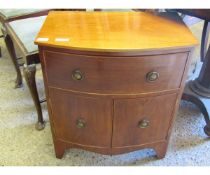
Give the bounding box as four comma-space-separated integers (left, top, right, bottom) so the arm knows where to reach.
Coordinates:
76, 119, 86, 128
72, 69, 84, 81
138, 119, 150, 128
146, 71, 159, 82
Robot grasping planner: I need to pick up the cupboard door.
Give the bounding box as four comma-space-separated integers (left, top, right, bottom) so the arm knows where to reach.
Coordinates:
112, 93, 177, 147
49, 88, 113, 147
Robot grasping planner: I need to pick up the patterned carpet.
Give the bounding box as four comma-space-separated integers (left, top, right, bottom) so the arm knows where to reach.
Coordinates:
0, 18, 210, 166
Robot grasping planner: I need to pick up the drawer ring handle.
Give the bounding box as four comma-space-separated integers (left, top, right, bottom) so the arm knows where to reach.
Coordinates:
76, 118, 86, 128
146, 71, 159, 82
72, 69, 84, 81
138, 119, 150, 128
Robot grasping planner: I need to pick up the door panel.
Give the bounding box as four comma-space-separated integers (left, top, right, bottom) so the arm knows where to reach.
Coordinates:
49, 88, 113, 147
112, 93, 178, 147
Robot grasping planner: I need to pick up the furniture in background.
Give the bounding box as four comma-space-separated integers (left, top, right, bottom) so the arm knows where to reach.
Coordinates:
174, 10, 210, 62
35, 11, 197, 158
175, 10, 210, 136
4, 15, 48, 130
2, 9, 86, 130
0, 9, 50, 87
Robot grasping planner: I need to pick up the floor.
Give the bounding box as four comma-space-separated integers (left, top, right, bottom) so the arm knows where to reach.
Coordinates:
0, 17, 210, 166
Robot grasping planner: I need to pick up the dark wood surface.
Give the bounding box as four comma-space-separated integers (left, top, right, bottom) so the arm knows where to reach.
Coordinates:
175, 9, 210, 61
39, 46, 193, 159
175, 9, 210, 21
198, 47, 210, 89
43, 50, 188, 95
112, 93, 178, 147
177, 9, 210, 136
200, 21, 210, 61
2, 10, 52, 129
49, 88, 113, 147
183, 46, 210, 136
36, 12, 196, 159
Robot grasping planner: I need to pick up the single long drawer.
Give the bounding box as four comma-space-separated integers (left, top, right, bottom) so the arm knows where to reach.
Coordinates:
43, 50, 188, 94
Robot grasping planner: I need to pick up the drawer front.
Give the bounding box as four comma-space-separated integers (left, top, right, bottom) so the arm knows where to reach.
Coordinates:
44, 51, 188, 94
112, 93, 177, 147
48, 88, 113, 147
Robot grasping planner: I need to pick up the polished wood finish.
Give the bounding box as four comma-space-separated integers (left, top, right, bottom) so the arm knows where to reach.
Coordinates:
112, 93, 178, 147
49, 88, 113, 147
36, 11, 197, 158
35, 11, 197, 51
44, 51, 188, 95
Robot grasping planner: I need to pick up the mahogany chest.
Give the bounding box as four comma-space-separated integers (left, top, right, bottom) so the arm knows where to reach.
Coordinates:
35, 11, 197, 159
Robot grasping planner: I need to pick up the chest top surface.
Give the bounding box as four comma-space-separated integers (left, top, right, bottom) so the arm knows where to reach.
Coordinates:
35, 11, 197, 52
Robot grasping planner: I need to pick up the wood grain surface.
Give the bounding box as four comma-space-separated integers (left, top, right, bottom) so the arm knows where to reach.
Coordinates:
43, 50, 188, 95
49, 88, 113, 147
112, 93, 178, 147
35, 11, 197, 52
36, 11, 197, 159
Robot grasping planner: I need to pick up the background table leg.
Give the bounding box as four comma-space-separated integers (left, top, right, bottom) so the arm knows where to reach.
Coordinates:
4, 34, 22, 88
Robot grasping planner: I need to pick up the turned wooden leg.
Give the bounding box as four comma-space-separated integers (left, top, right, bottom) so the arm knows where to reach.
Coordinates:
23, 64, 45, 130
154, 142, 168, 159
4, 34, 22, 88
201, 21, 210, 62
54, 140, 66, 159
